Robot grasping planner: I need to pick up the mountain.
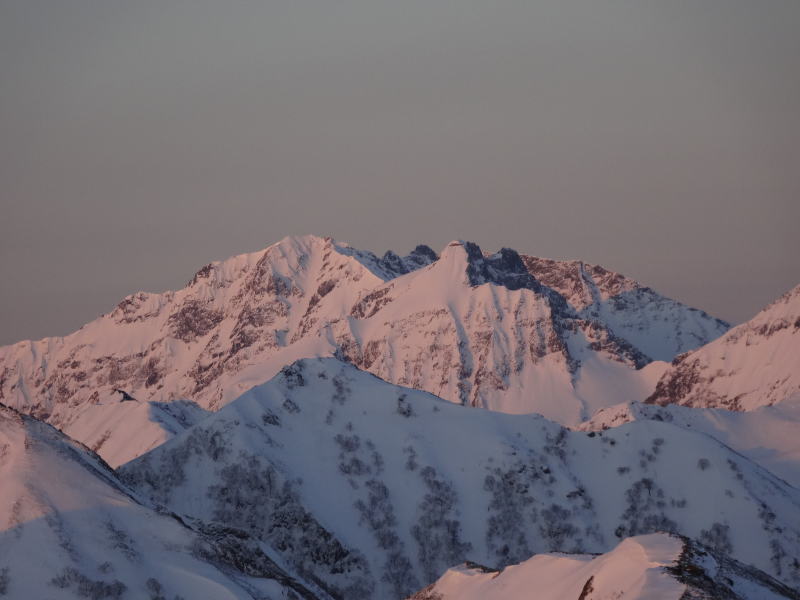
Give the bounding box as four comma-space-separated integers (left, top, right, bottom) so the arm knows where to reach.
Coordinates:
120, 358, 800, 599
647, 285, 800, 411
0, 402, 324, 599
407, 533, 800, 600
578, 397, 800, 489
0, 235, 727, 463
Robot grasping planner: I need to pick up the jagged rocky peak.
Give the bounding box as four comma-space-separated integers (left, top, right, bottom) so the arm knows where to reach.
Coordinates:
463, 242, 553, 293
647, 283, 800, 411
378, 244, 439, 277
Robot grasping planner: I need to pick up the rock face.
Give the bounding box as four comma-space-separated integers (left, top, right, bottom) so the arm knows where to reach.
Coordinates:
120, 358, 800, 599
407, 533, 800, 600
647, 284, 800, 411
0, 403, 322, 600
0, 235, 728, 460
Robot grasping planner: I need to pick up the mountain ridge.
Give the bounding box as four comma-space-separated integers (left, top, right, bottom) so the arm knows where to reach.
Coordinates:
0, 234, 729, 464
407, 533, 800, 600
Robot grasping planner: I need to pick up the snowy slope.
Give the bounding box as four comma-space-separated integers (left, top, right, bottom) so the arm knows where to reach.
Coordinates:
0, 235, 728, 462
121, 358, 800, 599
58, 393, 210, 468
408, 533, 800, 600
647, 284, 800, 411
0, 403, 324, 600
579, 395, 800, 489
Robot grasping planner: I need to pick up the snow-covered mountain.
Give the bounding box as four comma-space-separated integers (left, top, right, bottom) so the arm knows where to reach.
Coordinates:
120, 358, 800, 599
0, 403, 323, 599
0, 235, 727, 463
0, 234, 793, 599
578, 396, 800, 489
408, 533, 800, 600
647, 284, 800, 411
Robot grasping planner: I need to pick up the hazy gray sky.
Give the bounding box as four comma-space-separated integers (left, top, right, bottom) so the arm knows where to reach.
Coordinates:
2, 1, 799, 345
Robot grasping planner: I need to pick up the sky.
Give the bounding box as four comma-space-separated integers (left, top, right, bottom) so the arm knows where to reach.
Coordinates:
1, 1, 799, 345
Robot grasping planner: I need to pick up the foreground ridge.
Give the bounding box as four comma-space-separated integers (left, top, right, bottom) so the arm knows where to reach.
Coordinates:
120, 358, 800, 598
407, 533, 800, 600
